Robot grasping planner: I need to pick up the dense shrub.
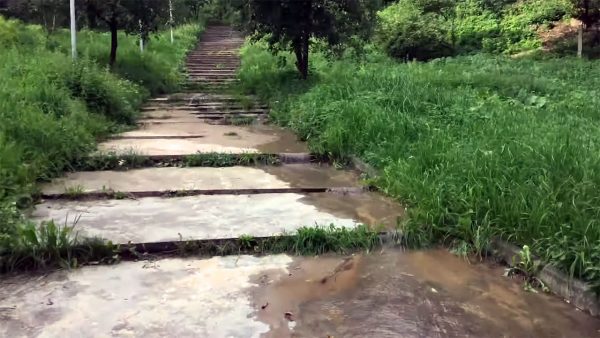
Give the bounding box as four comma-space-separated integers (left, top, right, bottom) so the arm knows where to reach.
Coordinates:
376, 0, 575, 59
0, 16, 201, 270
377, 1, 454, 60
48, 24, 200, 96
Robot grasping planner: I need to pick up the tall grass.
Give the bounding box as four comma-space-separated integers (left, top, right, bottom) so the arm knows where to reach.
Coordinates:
0, 16, 202, 271
238, 42, 600, 287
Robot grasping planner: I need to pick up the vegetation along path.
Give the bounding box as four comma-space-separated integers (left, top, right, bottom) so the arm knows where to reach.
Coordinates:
1, 26, 599, 337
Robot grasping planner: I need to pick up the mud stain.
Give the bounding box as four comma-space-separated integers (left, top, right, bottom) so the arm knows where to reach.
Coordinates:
252, 124, 308, 153
299, 191, 405, 230
251, 250, 600, 338
261, 163, 361, 189
249, 255, 363, 338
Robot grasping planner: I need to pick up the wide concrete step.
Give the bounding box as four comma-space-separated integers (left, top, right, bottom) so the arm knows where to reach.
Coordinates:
150, 93, 258, 102
186, 74, 238, 79
33, 189, 402, 244
149, 94, 258, 103
186, 71, 238, 75
41, 164, 361, 195
142, 105, 267, 112
4, 249, 596, 337
143, 107, 267, 114
185, 66, 239, 70
99, 121, 307, 155
186, 65, 240, 70
188, 78, 238, 83
32, 193, 363, 243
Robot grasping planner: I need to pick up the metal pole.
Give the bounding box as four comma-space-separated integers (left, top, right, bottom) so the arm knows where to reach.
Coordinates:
69, 0, 77, 60
169, 0, 174, 44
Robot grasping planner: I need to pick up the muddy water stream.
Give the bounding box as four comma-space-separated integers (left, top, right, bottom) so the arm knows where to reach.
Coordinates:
250, 249, 600, 338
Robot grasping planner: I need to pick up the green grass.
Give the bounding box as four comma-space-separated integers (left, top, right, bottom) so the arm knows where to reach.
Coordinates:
175, 224, 380, 257
71, 151, 282, 171
238, 42, 600, 288
226, 115, 256, 125
0, 16, 202, 272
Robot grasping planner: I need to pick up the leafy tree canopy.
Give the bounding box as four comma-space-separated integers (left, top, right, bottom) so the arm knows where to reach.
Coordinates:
239, 0, 374, 79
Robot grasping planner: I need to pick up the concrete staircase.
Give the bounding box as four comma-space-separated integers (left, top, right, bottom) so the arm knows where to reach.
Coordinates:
1, 26, 595, 338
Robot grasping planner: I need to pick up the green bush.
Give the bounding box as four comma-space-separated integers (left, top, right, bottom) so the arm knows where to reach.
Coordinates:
48, 24, 201, 96
239, 43, 600, 288
0, 16, 202, 271
377, 1, 454, 61
376, 0, 576, 58
494, 0, 574, 53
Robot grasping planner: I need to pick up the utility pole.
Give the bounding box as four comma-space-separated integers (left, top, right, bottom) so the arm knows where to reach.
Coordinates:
69, 0, 77, 60
169, 0, 174, 44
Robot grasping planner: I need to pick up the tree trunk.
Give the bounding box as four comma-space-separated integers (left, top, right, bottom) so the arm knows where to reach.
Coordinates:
292, 35, 309, 79
109, 20, 118, 67
293, 0, 311, 79
300, 31, 309, 79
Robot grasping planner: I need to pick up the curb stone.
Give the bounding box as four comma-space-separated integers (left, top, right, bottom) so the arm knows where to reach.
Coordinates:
349, 156, 600, 317
489, 238, 599, 317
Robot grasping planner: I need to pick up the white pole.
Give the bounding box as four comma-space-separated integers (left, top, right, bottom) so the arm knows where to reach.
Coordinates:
139, 20, 144, 53
577, 22, 583, 58
169, 0, 174, 44
69, 0, 77, 60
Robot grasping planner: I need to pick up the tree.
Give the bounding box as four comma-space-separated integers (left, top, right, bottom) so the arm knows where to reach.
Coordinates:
84, 0, 168, 66
572, 0, 600, 56
240, 0, 369, 79
4, 0, 69, 31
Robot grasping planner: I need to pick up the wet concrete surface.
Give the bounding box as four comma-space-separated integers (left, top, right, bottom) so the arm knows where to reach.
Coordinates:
0, 255, 293, 338
32, 193, 360, 243
98, 137, 259, 155
101, 121, 306, 155
16, 25, 600, 336
2, 250, 598, 338
41, 164, 361, 194
251, 250, 600, 338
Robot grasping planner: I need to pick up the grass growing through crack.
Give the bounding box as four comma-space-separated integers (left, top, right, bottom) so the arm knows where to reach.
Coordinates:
238, 42, 600, 288
183, 152, 281, 167
64, 185, 86, 198
174, 225, 380, 257
0, 219, 119, 272
225, 115, 256, 126
72, 152, 282, 171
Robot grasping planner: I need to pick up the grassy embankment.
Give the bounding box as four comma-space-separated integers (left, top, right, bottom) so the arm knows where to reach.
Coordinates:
0, 16, 202, 271
238, 42, 600, 288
